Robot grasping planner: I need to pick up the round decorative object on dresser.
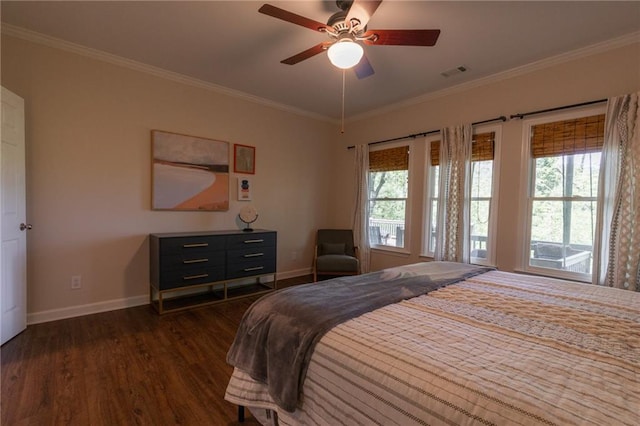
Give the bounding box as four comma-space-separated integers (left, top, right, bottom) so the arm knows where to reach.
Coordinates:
239, 205, 259, 232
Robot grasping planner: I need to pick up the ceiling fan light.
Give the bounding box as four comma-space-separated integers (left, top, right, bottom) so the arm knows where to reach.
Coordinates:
327, 40, 364, 69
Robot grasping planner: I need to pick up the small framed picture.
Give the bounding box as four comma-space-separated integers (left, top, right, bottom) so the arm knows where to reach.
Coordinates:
237, 177, 252, 201
234, 144, 255, 174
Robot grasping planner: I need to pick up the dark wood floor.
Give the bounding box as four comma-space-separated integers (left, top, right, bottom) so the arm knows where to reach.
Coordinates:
1, 275, 312, 426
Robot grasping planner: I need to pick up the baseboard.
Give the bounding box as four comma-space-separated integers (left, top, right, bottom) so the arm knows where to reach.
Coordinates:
27, 268, 313, 325
277, 267, 313, 281
27, 295, 150, 325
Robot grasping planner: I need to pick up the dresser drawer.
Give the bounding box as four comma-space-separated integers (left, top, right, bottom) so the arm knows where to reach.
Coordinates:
158, 266, 226, 290
226, 257, 277, 279
226, 232, 276, 250
226, 247, 275, 265
160, 235, 226, 255
159, 252, 225, 271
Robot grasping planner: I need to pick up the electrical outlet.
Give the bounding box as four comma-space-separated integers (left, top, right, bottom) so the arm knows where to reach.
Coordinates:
71, 275, 82, 290
291, 251, 298, 260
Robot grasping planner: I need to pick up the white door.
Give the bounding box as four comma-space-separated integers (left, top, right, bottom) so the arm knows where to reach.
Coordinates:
1, 87, 27, 345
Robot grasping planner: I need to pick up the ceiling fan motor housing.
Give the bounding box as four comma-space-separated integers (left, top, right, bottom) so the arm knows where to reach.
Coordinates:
327, 11, 349, 32
327, 10, 366, 37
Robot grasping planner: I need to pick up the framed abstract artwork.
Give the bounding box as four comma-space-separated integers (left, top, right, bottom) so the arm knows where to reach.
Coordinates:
234, 144, 255, 174
151, 130, 229, 211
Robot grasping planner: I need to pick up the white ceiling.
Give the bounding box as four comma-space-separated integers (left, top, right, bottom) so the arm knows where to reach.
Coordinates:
2, 1, 640, 121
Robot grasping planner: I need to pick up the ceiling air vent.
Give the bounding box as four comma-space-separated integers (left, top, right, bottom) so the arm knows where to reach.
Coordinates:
441, 66, 467, 78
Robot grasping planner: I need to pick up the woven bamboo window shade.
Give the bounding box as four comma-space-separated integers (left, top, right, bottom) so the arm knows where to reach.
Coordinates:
430, 132, 495, 166
530, 114, 605, 158
369, 146, 409, 172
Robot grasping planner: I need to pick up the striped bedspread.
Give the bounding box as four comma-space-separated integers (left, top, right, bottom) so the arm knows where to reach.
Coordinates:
225, 270, 640, 425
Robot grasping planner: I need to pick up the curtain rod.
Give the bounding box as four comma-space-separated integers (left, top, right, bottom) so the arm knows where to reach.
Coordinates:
347, 115, 507, 150
509, 98, 607, 120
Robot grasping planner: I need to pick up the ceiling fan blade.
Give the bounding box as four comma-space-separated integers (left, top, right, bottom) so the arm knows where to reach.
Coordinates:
354, 54, 375, 79
259, 4, 329, 32
281, 42, 332, 65
346, 0, 383, 29
363, 29, 441, 46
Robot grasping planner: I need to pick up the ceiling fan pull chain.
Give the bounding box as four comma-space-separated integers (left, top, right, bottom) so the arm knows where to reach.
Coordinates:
341, 69, 346, 134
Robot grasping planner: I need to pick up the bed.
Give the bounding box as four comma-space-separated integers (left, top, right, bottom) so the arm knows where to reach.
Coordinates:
225, 262, 639, 425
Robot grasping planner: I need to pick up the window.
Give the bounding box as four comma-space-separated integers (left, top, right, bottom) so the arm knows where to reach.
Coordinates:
524, 110, 605, 281
424, 127, 500, 265
368, 144, 409, 249
469, 132, 496, 264
425, 136, 440, 255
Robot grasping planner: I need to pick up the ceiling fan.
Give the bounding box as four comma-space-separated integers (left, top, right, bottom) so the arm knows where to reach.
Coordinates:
258, 0, 441, 79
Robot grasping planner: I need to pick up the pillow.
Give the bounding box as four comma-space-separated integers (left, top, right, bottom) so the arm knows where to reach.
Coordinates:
321, 242, 346, 255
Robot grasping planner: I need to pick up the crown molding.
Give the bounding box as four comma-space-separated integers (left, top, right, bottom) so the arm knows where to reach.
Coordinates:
4, 23, 638, 126
348, 30, 640, 123
1, 23, 335, 123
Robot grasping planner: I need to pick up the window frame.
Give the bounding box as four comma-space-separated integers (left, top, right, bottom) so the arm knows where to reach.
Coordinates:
367, 140, 414, 253
520, 105, 606, 282
422, 124, 501, 266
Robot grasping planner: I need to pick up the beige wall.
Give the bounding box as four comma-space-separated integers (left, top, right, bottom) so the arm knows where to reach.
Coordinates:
334, 41, 640, 273
1, 35, 339, 321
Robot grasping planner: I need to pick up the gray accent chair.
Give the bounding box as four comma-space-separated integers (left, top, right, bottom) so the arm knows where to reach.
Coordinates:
313, 229, 360, 282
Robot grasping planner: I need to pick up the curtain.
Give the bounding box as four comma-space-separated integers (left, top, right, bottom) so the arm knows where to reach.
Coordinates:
594, 92, 640, 291
434, 124, 473, 262
352, 144, 371, 273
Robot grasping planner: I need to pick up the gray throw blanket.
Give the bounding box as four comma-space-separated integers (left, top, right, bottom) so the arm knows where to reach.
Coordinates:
226, 261, 492, 412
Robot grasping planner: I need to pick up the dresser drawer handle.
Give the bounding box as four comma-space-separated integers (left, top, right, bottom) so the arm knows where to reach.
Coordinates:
183, 273, 209, 280
243, 239, 264, 244
183, 243, 209, 248
243, 266, 264, 272
244, 253, 264, 258
183, 258, 208, 264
